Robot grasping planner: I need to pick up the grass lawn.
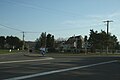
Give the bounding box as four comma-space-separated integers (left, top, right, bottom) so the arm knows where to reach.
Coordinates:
0, 49, 120, 57
46, 52, 120, 57
0, 49, 20, 54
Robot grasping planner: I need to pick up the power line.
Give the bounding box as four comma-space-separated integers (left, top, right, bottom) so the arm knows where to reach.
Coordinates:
2, 0, 82, 18
0, 22, 110, 43
0, 23, 41, 50
21, 31, 41, 33
0, 24, 23, 32
0, 23, 42, 33
0, 23, 104, 35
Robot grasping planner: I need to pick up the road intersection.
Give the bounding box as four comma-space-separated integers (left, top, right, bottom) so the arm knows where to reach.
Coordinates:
0, 53, 120, 80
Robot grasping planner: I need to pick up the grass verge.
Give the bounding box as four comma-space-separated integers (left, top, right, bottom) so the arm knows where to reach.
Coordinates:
0, 49, 20, 54
46, 52, 120, 57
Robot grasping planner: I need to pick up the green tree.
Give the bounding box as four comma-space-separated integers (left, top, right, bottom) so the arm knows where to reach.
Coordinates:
88, 29, 98, 52
6, 36, 22, 49
46, 34, 52, 48
84, 35, 88, 42
35, 38, 40, 50
88, 29, 119, 53
13, 36, 22, 49
40, 32, 46, 47
35, 32, 55, 52
35, 32, 46, 50
46, 34, 55, 52
0, 36, 5, 49
108, 35, 119, 51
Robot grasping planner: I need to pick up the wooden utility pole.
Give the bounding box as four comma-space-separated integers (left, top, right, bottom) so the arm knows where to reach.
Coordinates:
22, 31, 25, 50
103, 20, 113, 54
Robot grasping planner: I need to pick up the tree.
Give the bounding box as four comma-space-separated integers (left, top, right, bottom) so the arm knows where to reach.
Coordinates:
88, 29, 98, 52
35, 32, 46, 50
76, 36, 82, 49
35, 32, 55, 52
35, 38, 40, 50
13, 36, 22, 49
84, 36, 88, 42
46, 34, 52, 48
46, 34, 55, 52
0, 36, 5, 49
40, 32, 46, 47
6, 36, 22, 49
108, 35, 119, 51
88, 29, 119, 53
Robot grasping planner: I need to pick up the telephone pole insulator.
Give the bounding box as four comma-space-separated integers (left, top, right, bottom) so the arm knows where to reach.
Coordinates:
103, 20, 113, 35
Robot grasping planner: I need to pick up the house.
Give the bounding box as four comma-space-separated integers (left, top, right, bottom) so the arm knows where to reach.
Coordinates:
56, 35, 84, 53
66, 35, 84, 48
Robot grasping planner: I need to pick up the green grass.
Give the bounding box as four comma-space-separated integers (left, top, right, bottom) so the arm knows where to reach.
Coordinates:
0, 49, 20, 54
46, 52, 120, 57
0, 49, 120, 57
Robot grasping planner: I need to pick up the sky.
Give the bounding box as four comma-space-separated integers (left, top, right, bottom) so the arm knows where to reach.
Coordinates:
0, 0, 120, 41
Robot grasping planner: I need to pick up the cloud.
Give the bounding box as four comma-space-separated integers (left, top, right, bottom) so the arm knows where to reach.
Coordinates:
86, 14, 104, 19
61, 12, 120, 41
109, 12, 120, 18
87, 12, 120, 20
63, 12, 120, 27
62, 20, 77, 25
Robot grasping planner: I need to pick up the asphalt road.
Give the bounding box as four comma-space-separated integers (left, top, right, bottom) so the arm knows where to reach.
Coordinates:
0, 53, 120, 80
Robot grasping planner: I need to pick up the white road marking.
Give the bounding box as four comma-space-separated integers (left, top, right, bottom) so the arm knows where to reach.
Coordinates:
4, 60, 118, 80
0, 57, 54, 64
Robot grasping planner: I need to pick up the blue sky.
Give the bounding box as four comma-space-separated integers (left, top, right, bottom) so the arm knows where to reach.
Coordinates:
0, 0, 120, 41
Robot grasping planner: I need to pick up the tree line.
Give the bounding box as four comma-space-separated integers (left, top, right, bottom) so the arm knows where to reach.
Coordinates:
0, 29, 119, 53
35, 32, 55, 52
35, 30, 120, 53
88, 29, 120, 53
0, 36, 22, 49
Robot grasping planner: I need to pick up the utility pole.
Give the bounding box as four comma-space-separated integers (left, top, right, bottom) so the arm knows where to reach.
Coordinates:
75, 37, 77, 53
45, 32, 46, 49
103, 20, 113, 54
73, 35, 77, 53
22, 31, 25, 50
